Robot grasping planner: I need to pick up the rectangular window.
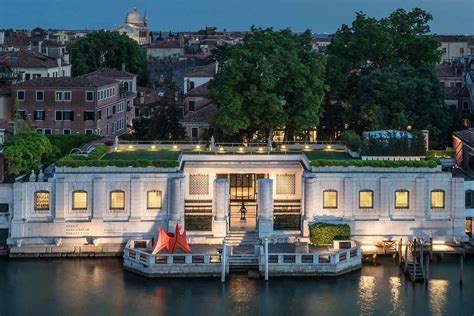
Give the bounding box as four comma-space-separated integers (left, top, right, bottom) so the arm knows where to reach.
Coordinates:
72, 191, 87, 210
323, 190, 337, 209
86, 91, 94, 102
17, 91, 25, 101
64, 91, 71, 101
359, 190, 374, 208
63, 111, 74, 121
25, 73, 31, 80
34, 191, 50, 211
460, 48, 465, 54
84, 111, 95, 121
112, 105, 116, 114
431, 190, 445, 209
44, 129, 52, 135
34, 110, 45, 121
55, 111, 63, 121
63, 129, 71, 135
147, 191, 162, 209
191, 127, 199, 138
85, 129, 94, 135
110, 191, 125, 210
395, 190, 409, 209
189, 100, 195, 111
276, 174, 296, 195
36, 91, 44, 101
55, 91, 63, 101
17, 110, 26, 120
97, 110, 102, 120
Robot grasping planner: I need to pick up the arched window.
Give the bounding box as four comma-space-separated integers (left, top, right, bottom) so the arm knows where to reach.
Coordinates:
431, 190, 445, 209
323, 190, 338, 209
147, 190, 162, 209
124, 81, 129, 92
359, 190, 374, 209
110, 190, 125, 210
72, 190, 88, 210
466, 190, 474, 208
34, 191, 50, 211
395, 190, 409, 209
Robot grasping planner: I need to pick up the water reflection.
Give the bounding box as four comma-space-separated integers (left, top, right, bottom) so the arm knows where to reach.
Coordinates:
358, 276, 376, 315
389, 276, 405, 316
428, 279, 449, 316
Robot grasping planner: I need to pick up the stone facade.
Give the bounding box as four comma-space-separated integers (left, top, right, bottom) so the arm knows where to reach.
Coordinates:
3, 155, 468, 255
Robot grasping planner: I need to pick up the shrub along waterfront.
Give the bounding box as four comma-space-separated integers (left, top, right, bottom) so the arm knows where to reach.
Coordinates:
311, 158, 439, 168
310, 222, 351, 246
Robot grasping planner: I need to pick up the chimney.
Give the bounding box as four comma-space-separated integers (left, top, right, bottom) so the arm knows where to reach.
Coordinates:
422, 130, 429, 152
122, 63, 126, 72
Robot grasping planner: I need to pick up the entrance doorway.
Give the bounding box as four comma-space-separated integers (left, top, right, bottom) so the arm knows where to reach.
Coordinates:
218, 173, 267, 231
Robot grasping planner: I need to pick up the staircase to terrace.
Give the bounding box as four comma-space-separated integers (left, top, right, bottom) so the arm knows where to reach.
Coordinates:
225, 231, 260, 272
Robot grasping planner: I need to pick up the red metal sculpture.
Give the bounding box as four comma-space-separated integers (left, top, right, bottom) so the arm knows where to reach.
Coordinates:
152, 224, 192, 254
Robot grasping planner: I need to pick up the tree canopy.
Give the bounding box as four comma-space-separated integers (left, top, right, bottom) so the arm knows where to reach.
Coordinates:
70, 31, 148, 85
4, 132, 55, 175
130, 83, 186, 140
321, 8, 456, 147
208, 27, 326, 141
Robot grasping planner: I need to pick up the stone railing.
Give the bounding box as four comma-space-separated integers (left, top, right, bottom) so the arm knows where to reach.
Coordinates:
123, 240, 228, 278
260, 240, 362, 277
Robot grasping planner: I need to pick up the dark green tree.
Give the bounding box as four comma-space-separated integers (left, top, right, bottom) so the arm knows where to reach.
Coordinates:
208, 27, 326, 141
323, 8, 457, 148
4, 132, 55, 175
69, 31, 148, 85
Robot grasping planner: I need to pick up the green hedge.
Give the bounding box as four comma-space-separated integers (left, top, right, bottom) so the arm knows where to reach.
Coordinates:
309, 222, 351, 246
310, 158, 438, 168
185, 215, 213, 231
56, 158, 178, 168
274, 215, 301, 230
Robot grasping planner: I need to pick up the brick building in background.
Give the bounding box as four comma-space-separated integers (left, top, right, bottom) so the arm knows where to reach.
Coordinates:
11, 75, 135, 137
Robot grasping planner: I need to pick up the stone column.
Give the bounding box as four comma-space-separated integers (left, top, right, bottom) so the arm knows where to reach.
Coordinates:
379, 177, 390, 220
213, 179, 229, 238
54, 177, 66, 222
344, 177, 354, 219
415, 177, 426, 220
258, 179, 273, 238
129, 176, 142, 222
168, 176, 184, 232
302, 176, 317, 237
92, 177, 106, 222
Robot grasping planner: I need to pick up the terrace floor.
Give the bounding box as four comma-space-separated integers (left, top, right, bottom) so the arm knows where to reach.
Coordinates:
103, 149, 353, 161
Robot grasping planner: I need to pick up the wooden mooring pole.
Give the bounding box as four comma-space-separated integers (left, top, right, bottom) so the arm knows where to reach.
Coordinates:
426, 254, 430, 282
460, 254, 464, 285
221, 240, 227, 283
398, 239, 403, 266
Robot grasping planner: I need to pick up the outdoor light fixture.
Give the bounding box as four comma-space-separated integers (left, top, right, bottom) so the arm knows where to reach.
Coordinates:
196, 145, 201, 149
128, 145, 134, 149
281, 145, 287, 149
258, 147, 264, 152
239, 147, 244, 152
304, 145, 310, 149
150, 145, 156, 149
326, 145, 332, 149
172, 145, 178, 149
219, 147, 225, 151
239, 202, 247, 222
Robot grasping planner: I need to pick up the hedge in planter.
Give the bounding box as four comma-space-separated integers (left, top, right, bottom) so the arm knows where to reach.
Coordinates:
309, 222, 351, 245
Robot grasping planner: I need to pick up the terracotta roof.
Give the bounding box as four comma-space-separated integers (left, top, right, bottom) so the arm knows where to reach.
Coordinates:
438, 35, 474, 43
186, 81, 209, 97
82, 67, 135, 79
135, 86, 165, 105
437, 64, 460, 78
185, 63, 217, 77
454, 129, 474, 147
0, 50, 59, 69
12, 76, 117, 88
444, 86, 469, 98
181, 102, 216, 124
3, 33, 30, 48
145, 41, 182, 49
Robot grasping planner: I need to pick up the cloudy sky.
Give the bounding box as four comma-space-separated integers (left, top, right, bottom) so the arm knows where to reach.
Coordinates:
1, 0, 473, 34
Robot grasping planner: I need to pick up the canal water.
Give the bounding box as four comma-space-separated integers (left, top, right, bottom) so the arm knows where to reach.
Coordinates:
0, 256, 472, 316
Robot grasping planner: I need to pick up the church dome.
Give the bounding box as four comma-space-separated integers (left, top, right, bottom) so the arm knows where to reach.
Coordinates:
126, 7, 144, 25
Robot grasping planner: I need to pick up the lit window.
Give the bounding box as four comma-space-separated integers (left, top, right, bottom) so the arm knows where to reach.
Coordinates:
323, 190, 337, 208
431, 190, 445, 209
110, 191, 125, 209
359, 190, 373, 208
34, 191, 50, 211
72, 191, 87, 210
395, 190, 409, 209
147, 191, 162, 209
